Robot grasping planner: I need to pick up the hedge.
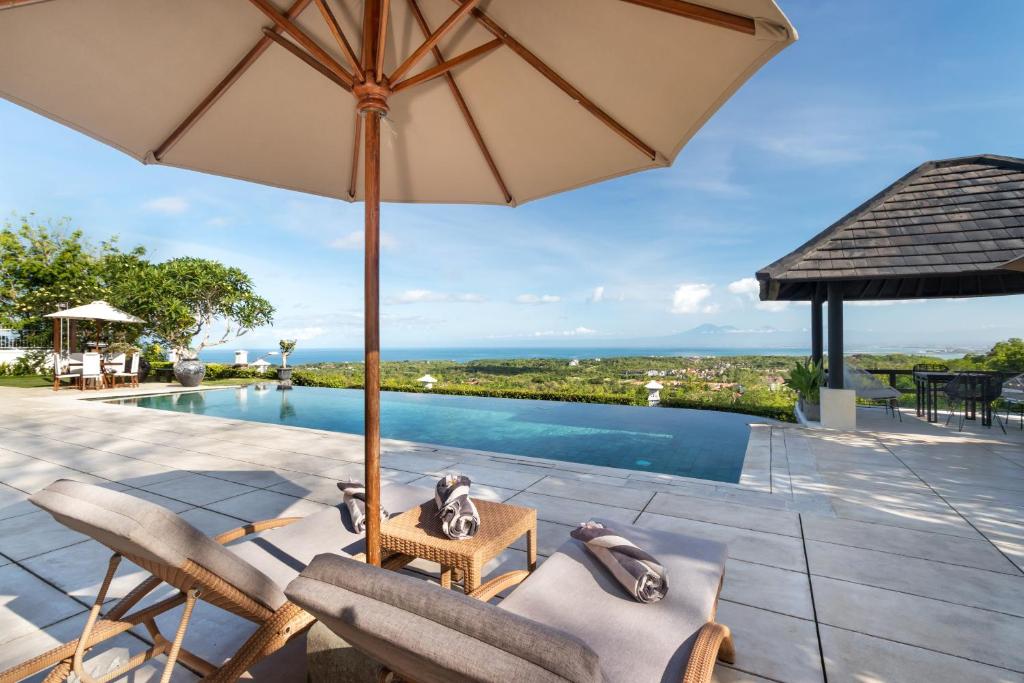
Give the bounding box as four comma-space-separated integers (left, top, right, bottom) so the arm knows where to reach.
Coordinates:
146, 361, 272, 381
292, 370, 796, 421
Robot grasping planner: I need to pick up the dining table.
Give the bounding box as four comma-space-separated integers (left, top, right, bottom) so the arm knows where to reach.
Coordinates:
913, 370, 1004, 427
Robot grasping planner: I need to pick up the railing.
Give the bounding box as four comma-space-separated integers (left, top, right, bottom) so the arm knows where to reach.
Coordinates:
0, 326, 48, 349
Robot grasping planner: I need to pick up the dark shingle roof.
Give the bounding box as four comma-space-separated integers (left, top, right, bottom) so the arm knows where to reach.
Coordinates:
757, 154, 1024, 301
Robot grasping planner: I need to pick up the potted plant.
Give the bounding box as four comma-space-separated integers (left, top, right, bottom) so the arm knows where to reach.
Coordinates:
785, 357, 824, 421
277, 339, 297, 381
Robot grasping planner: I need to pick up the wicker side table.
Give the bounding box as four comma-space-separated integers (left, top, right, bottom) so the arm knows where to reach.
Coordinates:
380, 498, 537, 594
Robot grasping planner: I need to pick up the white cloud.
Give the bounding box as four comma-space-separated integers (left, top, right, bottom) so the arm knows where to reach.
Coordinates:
328, 230, 398, 250
531, 326, 596, 337
206, 217, 229, 227
143, 196, 188, 214
589, 286, 605, 303
727, 277, 760, 299
727, 277, 790, 312
276, 326, 325, 341
386, 290, 485, 305
670, 283, 713, 314
515, 294, 561, 305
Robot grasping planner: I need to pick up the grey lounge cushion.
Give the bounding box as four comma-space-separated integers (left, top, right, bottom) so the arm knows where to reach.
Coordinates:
30, 480, 433, 613
499, 519, 727, 683
31, 479, 288, 611
285, 554, 604, 683
230, 483, 432, 589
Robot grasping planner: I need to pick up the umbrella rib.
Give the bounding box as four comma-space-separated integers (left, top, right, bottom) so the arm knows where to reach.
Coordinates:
375, 0, 390, 81
314, 0, 365, 81
389, 0, 481, 84
454, 0, 659, 162
246, 0, 355, 87
0, 0, 53, 9
262, 28, 353, 92
391, 39, 501, 93
151, 0, 313, 162
349, 113, 361, 199
407, 0, 513, 205
617, 0, 756, 35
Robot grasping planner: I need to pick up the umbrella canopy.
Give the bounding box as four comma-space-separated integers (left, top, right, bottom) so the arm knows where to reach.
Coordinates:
44, 300, 145, 324
1, 0, 796, 565
1002, 255, 1024, 273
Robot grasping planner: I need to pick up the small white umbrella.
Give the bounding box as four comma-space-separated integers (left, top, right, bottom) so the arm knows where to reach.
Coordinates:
417, 373, 437, 388
45, 300, 145, 355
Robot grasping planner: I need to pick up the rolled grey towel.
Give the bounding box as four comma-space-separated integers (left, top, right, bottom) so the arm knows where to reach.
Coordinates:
571, 521, 669, 603
434, 474, 480, 540
336, 481, 388, 534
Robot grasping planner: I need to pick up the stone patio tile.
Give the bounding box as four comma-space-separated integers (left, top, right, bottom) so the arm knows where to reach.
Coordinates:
645, 492, 802, 537
716, 600, 824, 683
178, 507, 250, 537
811, 575, 1024, 672
722, 558, 815, 620
637, 512, 806, 573
206, 490, 328, 523
22, 539, 150, 604
0, 482, 33, 520
380, 452, 461, 474
819, 624, 1024, 683
0, 460, 107, 492
0, 510, 88, 560
525, 476, 655, 511
806, 540, 1024, 617
511, 519, 573, 557
432, 462, 547, 490
0, 564, 86, 646
503, 491, 637, 527
320, 461, 424, 486
801, 514, 1021, 574
828, 497, 981, 538
0, 611, 198, 683
139, 473, 256, 507
711, 666, 776, 682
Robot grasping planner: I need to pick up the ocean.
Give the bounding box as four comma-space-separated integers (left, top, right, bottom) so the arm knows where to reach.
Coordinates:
197, 345, 950, 365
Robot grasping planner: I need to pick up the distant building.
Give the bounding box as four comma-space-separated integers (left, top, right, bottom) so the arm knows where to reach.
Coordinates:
418, 374, 437, 390
568, 359, 580, 367
250, 358, 271, 374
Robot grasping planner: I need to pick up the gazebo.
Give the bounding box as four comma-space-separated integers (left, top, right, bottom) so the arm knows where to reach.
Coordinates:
44, 300, 146, 357
757, 154, 1024, 424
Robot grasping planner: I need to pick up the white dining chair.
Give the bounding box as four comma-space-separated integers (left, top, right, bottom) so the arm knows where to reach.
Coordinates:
80, 352, 103, 390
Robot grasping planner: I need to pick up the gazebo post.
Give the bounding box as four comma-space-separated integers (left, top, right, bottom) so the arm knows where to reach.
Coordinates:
51, 318, 61, 359
811, 287, 824, 368
827, 282, 843, 389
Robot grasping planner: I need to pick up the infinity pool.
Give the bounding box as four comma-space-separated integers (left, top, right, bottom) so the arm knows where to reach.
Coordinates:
110, 386, 764, 482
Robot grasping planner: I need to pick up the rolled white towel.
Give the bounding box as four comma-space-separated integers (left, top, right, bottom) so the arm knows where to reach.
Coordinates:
571, 521, 668, 603
434, 474, 480, 540
336, 481, 388, 533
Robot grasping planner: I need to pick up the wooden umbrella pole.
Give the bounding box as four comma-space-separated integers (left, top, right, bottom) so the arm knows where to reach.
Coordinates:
358, 0, 389, 567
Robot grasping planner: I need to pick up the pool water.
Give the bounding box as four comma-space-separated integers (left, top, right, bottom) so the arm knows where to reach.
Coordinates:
111, 386, 764, 483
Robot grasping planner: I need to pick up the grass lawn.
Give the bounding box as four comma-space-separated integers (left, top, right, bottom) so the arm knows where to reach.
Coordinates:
0, 375, 51, 388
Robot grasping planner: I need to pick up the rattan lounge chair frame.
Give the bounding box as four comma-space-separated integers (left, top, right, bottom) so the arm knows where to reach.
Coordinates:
0, 517, 317, 683
376, 569, 735, 683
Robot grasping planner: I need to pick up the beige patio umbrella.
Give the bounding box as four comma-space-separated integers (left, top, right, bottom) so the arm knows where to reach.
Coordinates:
1, 0, 796, 565
44, 300, 146, 353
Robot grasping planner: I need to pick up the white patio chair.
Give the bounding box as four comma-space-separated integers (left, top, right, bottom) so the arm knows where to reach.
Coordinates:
104, 352, 126, 373
111, 352, 140, 388
79, 352, 103, 390
51, 352, 81, 391
844, 364, 903, 421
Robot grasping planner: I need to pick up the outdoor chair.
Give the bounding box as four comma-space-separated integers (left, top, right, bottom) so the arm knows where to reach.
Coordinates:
285, 519, 733, 683
110, 352, 140, 388
0, 479, 433, 683
1002, 373, 1024, 430
79, 352, 103, 390
944, 373, 1007, 434
51, 352, 81, 391
844, 364, 902, 421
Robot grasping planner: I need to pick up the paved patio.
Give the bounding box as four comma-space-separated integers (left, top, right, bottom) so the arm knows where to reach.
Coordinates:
0, 385, 1021, 682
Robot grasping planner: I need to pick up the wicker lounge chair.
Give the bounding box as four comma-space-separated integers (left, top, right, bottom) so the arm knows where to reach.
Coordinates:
285, 519, 733, 683
0, 479, 432, 683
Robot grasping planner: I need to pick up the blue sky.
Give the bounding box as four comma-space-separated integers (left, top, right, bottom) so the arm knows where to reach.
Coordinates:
1, 0, 1022, 351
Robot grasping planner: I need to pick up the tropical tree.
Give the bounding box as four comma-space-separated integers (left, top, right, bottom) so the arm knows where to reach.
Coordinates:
981, 338, 1024, 372
132, 257, 274, 358
279, 339, 297, 368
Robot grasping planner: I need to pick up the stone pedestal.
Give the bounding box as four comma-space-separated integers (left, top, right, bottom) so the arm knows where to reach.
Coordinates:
821, 387, 856, 429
